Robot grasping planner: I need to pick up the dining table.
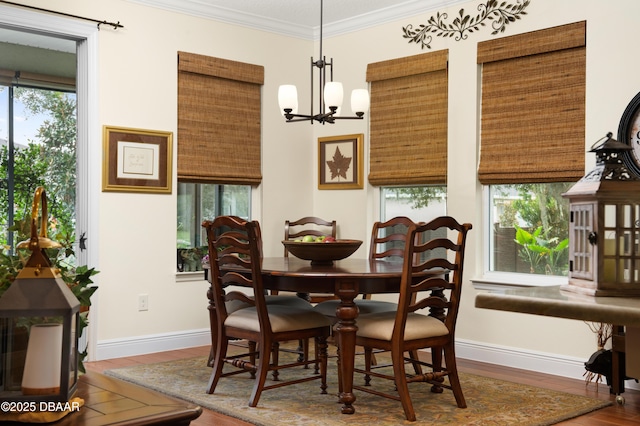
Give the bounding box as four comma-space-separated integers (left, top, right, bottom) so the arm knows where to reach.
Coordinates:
205, 256, 425, 415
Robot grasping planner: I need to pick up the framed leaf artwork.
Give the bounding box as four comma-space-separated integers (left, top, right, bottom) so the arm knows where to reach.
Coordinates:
318, 134, 364, 190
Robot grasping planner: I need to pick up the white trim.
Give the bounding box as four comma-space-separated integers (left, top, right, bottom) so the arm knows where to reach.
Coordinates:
456, 338, 585, 378
471, 272, 567, 291
127, 0, 467, 40
0, 4, 101, 361
456, 337, 640, 391
95, 329, 211, 360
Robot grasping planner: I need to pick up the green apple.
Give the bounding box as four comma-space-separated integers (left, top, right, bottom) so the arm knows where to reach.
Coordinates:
316, 236, 326, 242
302, 235, 315, 243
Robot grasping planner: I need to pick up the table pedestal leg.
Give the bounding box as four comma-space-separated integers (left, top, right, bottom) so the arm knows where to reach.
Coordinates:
335, 281, 359, 415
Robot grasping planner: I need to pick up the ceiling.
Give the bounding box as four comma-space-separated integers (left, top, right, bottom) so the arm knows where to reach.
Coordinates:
130, 0, 461, 39
0, 0, 464, 51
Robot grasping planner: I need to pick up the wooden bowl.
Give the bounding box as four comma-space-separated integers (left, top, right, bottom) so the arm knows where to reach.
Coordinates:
282, 239, 363, 265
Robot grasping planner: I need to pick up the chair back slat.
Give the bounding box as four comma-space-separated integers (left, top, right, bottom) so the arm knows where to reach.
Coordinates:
284, 216, 336, 256
411, 275, 452, 294
410, 293, 449, 313
416, 257, 456, 273
369, 216, 419, 261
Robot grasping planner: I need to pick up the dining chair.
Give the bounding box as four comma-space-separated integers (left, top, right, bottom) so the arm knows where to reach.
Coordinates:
204, 216, 311, 370
203, 216, 331, 407
314, 216, 420, 317
281, 216, 338, 300
314, 216, 423, 374
280, 216, 339, 364
352, 216, 472, 422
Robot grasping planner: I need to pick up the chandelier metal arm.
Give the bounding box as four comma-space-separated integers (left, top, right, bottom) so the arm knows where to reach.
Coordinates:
283, 110, 364, 125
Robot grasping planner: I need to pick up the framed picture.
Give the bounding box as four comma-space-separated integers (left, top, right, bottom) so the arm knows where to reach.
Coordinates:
102, 125, 173, 194
318, 134, 364, 190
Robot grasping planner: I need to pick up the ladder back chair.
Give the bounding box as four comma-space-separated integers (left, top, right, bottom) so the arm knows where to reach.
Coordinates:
204, 216, 310, 369
282, 216, 338, 363
353, 216, 472, 421
314, 216, 420, 317
203, 216, 331, 407
282, 216, 338, 302
314, 216, 424, 376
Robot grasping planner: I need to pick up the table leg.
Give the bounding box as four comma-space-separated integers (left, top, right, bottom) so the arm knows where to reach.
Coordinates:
335, 280, 359, 415
611, 325, 625, 395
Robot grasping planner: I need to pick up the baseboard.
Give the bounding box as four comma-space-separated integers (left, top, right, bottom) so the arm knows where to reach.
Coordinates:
455, 338, 640, 391
455, 338, 586, 378
93, 330, 640, 391
94, 328, 211, 361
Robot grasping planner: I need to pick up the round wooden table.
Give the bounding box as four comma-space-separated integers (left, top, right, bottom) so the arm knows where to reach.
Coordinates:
259, 257, 406, 414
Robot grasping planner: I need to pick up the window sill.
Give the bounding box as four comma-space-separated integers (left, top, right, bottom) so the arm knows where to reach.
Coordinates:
471, 272, 567, 291
176, 271, 205, 283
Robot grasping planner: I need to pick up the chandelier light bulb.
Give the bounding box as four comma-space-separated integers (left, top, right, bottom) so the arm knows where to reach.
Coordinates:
351, 89, 370, 115
324, 82, 344, 110
278, 84, 298, 114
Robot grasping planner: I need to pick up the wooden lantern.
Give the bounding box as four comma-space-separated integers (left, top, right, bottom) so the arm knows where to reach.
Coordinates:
562, 133, 640, 296
0, 188, 79, 402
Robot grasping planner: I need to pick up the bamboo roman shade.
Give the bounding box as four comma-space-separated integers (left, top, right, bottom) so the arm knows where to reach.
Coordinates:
366, 50, 448, 186
477, 21, 586, 184
177, 51, 264, 185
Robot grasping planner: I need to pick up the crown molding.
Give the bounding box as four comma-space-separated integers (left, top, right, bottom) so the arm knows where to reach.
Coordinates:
128, 0, 467, 40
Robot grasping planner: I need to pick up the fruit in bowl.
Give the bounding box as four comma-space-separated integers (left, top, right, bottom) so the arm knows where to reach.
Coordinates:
282, 238, 362, 265
295, 235, 337, 243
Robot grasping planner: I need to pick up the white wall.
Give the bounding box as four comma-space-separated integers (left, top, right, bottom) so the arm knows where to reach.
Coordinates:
13, 0, 640, 380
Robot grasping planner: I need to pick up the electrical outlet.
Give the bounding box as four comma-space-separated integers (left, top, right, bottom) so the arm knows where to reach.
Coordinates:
138, 294, 149, 311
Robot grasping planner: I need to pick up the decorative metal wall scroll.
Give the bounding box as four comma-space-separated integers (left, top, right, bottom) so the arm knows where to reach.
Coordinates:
402, 0, 531, 50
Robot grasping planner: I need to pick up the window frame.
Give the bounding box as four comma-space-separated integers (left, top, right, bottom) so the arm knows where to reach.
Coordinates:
474, 186, 568, 290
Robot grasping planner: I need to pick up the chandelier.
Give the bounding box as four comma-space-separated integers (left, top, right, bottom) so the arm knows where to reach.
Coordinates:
278, 0, 370, 124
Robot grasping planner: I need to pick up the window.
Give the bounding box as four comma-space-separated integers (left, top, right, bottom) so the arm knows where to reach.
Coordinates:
488, 183, 571, 277
176, 53, 262, 273
478, 22, 586, 282
176, 183, 250, 272
381, 186, 447, 223
381, 186, 447, 261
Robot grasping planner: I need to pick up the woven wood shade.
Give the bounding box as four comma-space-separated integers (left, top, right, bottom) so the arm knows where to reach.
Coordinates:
366, 50, 448, 186
477, 22, 586, 184
177, 52, 264, 185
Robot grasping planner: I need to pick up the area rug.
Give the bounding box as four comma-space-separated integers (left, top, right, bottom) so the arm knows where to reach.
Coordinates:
105, 351, 611, 426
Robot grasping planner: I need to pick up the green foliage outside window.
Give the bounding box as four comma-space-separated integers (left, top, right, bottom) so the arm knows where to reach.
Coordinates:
497, 183, 571, 276
0, 87, 77, 249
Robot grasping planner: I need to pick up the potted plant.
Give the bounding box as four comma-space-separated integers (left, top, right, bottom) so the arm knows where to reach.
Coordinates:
0, 216, 98, 373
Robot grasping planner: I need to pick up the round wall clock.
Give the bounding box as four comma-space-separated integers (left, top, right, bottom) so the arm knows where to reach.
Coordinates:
618, 91, 640, 178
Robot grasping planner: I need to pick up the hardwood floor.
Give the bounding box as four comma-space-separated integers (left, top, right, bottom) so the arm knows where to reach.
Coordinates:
85, 346, 640, 425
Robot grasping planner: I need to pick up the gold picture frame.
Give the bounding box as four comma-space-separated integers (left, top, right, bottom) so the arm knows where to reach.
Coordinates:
318, 134, 364, 190
102, 125, 173, 194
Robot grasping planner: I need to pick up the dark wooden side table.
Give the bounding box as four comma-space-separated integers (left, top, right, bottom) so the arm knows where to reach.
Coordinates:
475, 285, 640, 401
1, 372, 202, 425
